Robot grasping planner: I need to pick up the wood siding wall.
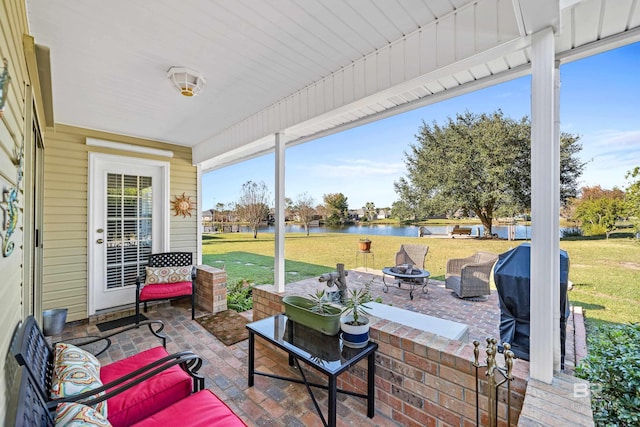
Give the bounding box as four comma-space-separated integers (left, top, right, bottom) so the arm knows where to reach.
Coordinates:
42, 124, 197, 322
0, 0, 30, 422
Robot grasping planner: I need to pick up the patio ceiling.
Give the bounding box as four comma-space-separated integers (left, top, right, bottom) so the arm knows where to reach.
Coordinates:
26, 0, 640, 171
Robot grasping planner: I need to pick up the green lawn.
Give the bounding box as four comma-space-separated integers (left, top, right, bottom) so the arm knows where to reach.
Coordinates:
201, 232, 639, 327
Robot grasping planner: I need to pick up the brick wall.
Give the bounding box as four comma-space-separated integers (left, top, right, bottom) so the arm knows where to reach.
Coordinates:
253, 285, 527, 426
195, 265, 227, 313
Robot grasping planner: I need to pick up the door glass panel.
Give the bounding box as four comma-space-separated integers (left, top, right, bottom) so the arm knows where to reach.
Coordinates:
105, 173, 152, 289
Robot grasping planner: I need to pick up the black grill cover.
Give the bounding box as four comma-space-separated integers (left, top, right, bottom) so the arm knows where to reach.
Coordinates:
494, 243, 569, 364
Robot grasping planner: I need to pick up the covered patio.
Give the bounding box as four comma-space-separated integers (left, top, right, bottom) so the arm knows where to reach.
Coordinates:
54, 268, 588, 426
2, 0, 639, 424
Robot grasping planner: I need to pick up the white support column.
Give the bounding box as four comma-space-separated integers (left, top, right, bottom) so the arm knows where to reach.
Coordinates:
196, 163, 203, 265
530, 27, 559, 383
274, 133, 286, 292
552, 60, 562, 371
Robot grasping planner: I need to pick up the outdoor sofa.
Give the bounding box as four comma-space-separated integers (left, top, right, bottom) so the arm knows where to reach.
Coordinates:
10, 315, 246, 426
12, 364, 247, 426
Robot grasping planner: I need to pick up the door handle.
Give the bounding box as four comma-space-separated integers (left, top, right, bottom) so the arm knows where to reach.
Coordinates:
96, 239, 104, 244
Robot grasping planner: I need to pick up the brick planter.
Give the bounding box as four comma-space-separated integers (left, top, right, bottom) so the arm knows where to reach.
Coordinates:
253, 284, 527, 425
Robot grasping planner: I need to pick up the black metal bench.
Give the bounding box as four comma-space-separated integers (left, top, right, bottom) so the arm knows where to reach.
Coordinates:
10, 315, 204, 419
13, 365, 54, 427
11, 363, 248, 427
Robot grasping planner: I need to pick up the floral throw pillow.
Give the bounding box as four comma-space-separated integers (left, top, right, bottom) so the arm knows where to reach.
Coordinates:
51, 364, 107, 419
145, 266, 192, 284
55, 402, 112, 427
54, 343, 101, 377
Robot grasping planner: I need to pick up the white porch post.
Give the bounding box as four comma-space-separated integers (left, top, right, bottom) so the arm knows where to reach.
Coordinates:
274, 133, 286, 292
196, 163, 203, 265
530, 27, 559, 383
552, 59, 562, 371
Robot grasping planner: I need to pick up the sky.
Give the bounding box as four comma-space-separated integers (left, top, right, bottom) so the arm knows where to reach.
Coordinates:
202, 42, 640, 211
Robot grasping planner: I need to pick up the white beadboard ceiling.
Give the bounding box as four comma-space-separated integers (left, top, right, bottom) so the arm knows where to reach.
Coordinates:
25, 0, 640, 171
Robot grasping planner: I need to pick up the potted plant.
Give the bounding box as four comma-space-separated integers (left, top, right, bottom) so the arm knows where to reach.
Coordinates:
283, 290, 342, 336
340, 288, 372, 348
358, 237, 372, 252
308, 289, 334, 314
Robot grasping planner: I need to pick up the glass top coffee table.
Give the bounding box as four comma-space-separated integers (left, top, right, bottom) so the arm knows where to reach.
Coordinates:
247, 314, 377, 427
382, 266, 431, 300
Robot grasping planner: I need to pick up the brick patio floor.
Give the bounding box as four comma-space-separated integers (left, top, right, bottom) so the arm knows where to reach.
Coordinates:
58, 268, 578, 426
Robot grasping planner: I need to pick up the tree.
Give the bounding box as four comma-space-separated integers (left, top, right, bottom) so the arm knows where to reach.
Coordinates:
394, 110, 584, 236
573, 185, 626, 238
284, 197, 294, 221
215, 202, 225, 223
228, 202, 238, 222
323, 193, 349, 226
237, 181, 271, 238
363, 202, 376, 221
625, 167, 640, 237
315, 204, 328, 221
390, 200, 417, 222
294, 192, 316, 236
560, 133, 586, 204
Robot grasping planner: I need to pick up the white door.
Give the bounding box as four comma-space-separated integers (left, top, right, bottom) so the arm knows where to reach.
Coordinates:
89, 153, 169, 314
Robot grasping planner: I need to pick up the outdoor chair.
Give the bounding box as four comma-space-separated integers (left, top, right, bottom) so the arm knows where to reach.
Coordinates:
136, 252, 196, 325
445, 251, 498, 299
395, 244, 429, 269
11, 315, 205, 427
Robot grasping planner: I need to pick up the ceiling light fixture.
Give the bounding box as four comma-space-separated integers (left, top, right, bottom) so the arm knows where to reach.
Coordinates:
167, 66, 206, 97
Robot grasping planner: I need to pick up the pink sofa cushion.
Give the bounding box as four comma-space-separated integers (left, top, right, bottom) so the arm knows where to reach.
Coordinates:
131, 390, 247, 427
100, 346, 192, 427
139, 281, 192, 301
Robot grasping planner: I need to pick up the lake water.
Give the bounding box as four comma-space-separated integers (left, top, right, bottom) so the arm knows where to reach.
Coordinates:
246, 223, 536, 240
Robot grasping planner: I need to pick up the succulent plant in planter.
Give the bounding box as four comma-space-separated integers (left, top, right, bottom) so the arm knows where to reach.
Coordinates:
283, 290, 342, 336
308, 289, 334, 314
340, 288, 372, 348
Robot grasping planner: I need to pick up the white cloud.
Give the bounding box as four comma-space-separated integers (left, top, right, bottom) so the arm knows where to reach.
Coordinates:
307, 159, 405, 178
579, 129, 640, 189
589, 129, 640, 148
582, 129, 640, 164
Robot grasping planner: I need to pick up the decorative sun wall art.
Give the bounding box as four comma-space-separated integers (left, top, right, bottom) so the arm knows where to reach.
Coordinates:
171, 192, 195, 217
